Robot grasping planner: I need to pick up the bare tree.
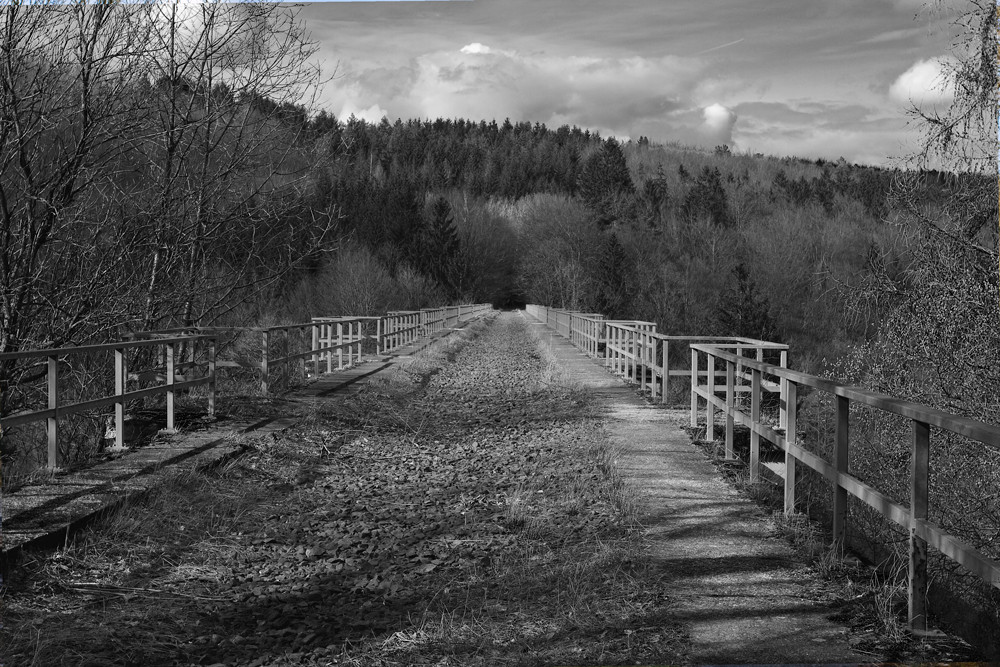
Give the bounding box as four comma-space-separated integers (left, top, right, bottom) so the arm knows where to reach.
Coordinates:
126, 1, 337, 329
0, 2, 151, 356
0, 0, 337, 412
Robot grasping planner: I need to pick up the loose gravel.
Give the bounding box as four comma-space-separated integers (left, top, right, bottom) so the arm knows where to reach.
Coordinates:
0, 313, 684, 667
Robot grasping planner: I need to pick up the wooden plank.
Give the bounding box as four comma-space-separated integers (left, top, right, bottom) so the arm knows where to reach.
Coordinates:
915, 519, 1000, 588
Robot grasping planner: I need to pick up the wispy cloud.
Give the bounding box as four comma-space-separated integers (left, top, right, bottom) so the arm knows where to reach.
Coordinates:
694, 38, 745, 56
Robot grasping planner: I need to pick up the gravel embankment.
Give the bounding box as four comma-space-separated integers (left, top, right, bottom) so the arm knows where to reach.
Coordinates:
1, 313, 683, 667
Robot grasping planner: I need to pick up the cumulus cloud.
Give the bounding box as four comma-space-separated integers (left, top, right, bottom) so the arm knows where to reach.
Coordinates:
339, 101, 389, 124
323, 43, 709, 141
889, 57, 954, 108
460, 42, 493, 55
700, 103, 737, 145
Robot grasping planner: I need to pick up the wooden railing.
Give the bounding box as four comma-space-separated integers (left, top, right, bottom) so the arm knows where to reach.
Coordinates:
691, 343, 1000, 632
0, 304, 493, 472
526, 305, 786, 406
0, 335, 217, 466
526, 303, 1000, 633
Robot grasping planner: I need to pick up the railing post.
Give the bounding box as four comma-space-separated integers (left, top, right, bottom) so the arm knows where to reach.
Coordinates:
705, 352, 716, 441
909, 419, 930, 632
690, 347, 698, 428
725, 358, 735, 459
165, 341, 175, 432
324, 324, 333, 373
300, 327, 308, 379
609, 325, 616, 372
606, 325, 613, 370
632, 329, 639, 383
114, 347, 125, 450
261, 330, 270, 395
377, 318, 383, 355
284, 327, 292, 383
354, 320, 364, 364
779, 349, 789, 430
750, 367, 761, 482
312, 323, 320, 376
735, 342, 743, 389
635, 331, 649, 391
620, 327, 626, 376
833, 395, 850, 549
47, 354, 58, 469
784, 381, 797, 515
208, 336, 216, 417
649, 337, 657, 401
661, 339, 670, 405
337, 322, 344, 370
626, 328, 633, 380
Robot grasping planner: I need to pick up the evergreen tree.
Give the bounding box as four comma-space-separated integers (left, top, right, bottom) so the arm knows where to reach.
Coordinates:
577, 138, 636, 226
681, 166, 731, 226
591, 232, 637, 319
420, 196, 460, 294
639, 163, 669, 227
715, 263, 780, 341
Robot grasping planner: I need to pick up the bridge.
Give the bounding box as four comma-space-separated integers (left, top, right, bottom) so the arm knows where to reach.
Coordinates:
1, 305, 998, 662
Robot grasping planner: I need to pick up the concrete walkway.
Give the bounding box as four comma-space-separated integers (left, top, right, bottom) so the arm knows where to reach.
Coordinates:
524, 313, 877, 665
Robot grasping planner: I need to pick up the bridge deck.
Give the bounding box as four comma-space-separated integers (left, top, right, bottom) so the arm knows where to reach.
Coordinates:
524, 312, 872, 664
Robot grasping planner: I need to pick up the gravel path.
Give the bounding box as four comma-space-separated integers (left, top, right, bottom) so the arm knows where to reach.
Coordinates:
1, 313, 683, 667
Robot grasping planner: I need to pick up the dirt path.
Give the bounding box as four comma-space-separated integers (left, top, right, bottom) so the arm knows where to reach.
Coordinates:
525, 312, 881, 664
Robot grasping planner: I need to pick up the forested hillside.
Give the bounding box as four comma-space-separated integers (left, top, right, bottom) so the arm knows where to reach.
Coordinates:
2, 0, 994, 386
284, 111, 993, 379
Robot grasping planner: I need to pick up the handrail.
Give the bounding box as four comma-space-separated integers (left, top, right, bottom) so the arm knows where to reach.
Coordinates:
691, 345, 1000, 447
0, 335, 212, 361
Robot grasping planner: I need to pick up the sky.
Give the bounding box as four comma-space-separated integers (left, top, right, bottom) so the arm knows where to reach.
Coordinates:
296, 0, 966, 167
